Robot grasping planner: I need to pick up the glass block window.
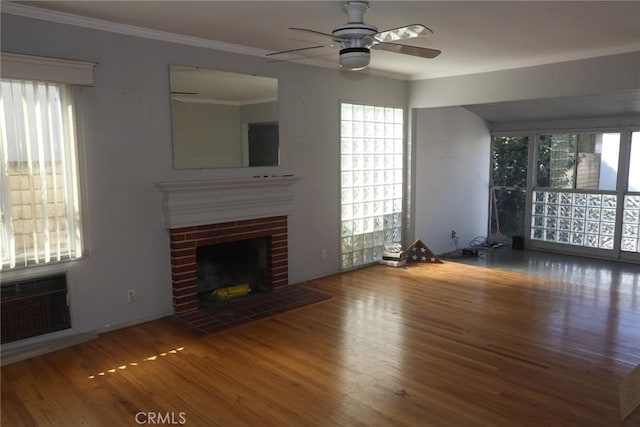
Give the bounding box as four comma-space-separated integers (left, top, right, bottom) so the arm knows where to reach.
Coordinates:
531, 191, 617, 250
622, 195, 640, 253
340, 102, 403, 270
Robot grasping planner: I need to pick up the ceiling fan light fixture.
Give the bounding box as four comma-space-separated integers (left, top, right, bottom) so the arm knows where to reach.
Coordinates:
339, 47, 370, 70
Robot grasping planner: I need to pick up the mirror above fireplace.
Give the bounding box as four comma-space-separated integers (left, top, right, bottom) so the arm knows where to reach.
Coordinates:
169, 65, 279, 169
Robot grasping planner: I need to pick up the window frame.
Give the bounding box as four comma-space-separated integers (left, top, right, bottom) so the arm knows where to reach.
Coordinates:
491, 126, 639, 263
535, 132, 621, 192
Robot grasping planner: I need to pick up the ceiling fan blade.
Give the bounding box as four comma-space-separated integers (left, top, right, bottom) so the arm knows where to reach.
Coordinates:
289, 27, 339, 41
266, 44, 328, 57
373, 24, 433, 43
372, 42, 441, 59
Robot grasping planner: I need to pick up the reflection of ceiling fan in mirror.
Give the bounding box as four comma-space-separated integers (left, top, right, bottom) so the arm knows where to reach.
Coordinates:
268, 0, 441, 70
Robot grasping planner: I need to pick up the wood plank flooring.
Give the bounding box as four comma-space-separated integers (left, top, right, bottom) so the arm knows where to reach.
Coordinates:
2, 261, 639, 426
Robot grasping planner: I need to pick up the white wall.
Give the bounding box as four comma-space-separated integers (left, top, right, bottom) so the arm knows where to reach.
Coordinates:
411, 107, 491, 254
409, 51, 640, 108
0, 13, 408, 335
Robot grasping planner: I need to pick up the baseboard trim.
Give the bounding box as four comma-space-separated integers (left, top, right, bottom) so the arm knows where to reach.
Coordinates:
1, 329, 98, 366
1, 310, 175, 366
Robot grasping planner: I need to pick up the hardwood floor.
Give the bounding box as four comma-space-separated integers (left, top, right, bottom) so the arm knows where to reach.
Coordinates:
2, 262, 639, 426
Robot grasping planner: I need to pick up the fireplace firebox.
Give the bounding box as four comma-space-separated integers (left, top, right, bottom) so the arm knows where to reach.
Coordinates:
169, 216, 288, 314
196, 236, 268, 302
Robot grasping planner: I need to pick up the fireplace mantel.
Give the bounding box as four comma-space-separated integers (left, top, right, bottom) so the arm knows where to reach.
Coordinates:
155, 176, 300, 228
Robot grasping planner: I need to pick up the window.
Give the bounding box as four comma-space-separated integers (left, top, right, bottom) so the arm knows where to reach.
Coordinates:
628, 131, 640, 192
0, 79, 83, 269
532, 133, 620, 250
622, 131, 640, 253
490, 136, 528, 240
340, 102, 403, 270
531, 191, 617, 249
537, 133, 620, 191
490, 128, 639, 260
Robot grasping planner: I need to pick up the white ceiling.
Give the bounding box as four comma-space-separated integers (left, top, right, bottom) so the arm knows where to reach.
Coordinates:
4, 1, 640, 122
8, 1, 640, 81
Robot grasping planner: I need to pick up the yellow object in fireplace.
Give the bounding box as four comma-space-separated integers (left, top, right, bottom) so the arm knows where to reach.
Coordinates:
211, 283, 251, 300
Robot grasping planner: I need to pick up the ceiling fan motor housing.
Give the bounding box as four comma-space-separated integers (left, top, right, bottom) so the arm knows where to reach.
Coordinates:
332, 22, 378, 39
335, 1, 375, 70
333, 1, 377, 40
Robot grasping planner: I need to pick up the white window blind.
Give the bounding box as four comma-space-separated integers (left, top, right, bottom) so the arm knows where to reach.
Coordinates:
0, 79, 83, 269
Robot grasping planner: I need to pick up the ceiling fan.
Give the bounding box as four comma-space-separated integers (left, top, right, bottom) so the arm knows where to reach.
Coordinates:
267, 1, 441, 71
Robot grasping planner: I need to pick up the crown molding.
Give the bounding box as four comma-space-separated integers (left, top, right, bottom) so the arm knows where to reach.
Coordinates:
1, 2, 271, 58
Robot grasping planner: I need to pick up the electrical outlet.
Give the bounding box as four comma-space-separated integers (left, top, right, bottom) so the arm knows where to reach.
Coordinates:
127, 289, 136, 303
321, 249, 327, 260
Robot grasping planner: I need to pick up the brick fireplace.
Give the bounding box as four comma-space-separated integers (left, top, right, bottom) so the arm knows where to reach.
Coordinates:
156, 176, 299, 314
169, 216, 288, 313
